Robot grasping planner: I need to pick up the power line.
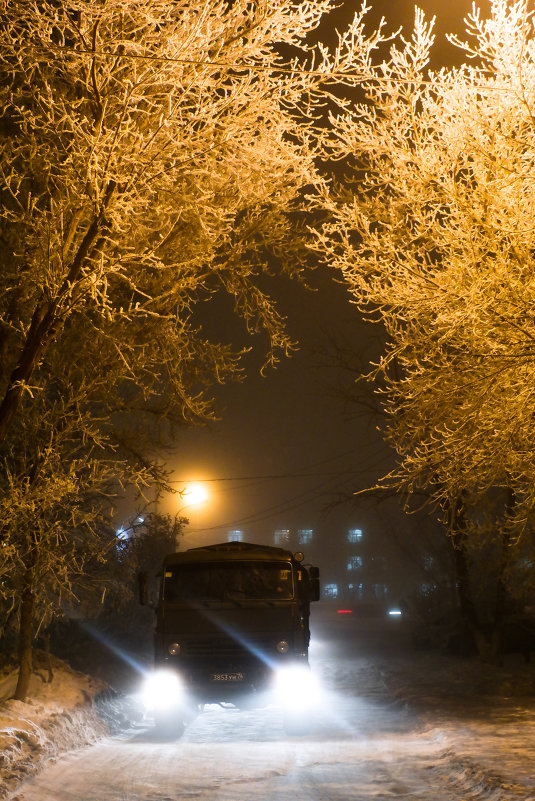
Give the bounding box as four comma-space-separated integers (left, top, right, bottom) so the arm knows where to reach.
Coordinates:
193, 472, 344, 531
170, 442, 392, 487
170, 469, 359, 484
171, 447, 359, 485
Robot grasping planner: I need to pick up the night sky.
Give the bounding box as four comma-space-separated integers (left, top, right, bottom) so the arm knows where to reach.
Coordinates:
169, 267, 387, 549
159, 0, 477, 552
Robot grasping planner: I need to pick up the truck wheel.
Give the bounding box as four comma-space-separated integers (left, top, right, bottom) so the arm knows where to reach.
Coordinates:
283, 709, 312, 736
154, 712, 186, 741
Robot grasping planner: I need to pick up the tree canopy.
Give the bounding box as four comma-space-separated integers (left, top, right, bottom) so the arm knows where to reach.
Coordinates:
318, 0, 535, 521
314, 0, 535, 649
0, 0, 385, 694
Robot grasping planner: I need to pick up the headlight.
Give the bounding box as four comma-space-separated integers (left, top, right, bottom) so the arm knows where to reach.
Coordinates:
274, 664, 320, 708
141, 669, 184, 711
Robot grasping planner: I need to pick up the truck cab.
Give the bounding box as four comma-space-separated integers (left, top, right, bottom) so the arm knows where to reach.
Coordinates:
142, 541, 320, 734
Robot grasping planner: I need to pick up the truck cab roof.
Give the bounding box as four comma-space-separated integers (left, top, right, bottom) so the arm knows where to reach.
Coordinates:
163, 542, 296, 566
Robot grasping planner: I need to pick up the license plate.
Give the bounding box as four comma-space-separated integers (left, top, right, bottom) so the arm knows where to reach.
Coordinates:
210, 672, 244, 682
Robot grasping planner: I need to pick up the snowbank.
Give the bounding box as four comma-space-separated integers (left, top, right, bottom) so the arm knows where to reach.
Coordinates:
376, 648, 535, 797
0, 654, 137, 801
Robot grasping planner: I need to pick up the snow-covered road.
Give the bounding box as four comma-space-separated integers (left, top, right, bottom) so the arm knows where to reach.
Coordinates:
8, 673, 446, 801
8, 613, 535, 800
9, 727, 447, 801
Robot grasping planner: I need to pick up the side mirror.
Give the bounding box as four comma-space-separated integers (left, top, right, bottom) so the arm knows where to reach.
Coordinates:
138, 571, 149, 606
309, 566, 320, 602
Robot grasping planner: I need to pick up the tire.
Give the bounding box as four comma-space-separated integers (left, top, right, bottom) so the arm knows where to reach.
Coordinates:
153, 711, 186, 741
283, 709, 312, 736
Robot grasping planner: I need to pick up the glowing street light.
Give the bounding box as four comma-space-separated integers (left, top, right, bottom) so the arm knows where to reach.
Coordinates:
179, 482, 209, 512
172, 483, 210, 550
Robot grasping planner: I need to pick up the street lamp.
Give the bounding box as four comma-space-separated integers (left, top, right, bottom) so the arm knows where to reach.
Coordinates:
176, 482, 210, 549
179, 482, 209, 510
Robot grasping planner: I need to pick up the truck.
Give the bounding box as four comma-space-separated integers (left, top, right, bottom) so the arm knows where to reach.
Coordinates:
140, 541, 320, 736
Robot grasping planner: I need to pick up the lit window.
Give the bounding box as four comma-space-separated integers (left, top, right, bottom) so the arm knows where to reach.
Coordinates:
228, 530, 243, 542
323, 583, 338, 598
347, 528, 363, 543
347, 555, 363, 571
274, 529, 290, 546
298, 529, 313, 545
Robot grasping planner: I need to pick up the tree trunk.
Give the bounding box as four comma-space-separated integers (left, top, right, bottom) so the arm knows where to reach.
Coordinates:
14, 573, 35, 701
0, 194, 112, 448
490, 487, 517, 659
450, 527, 479, 626
43, 632, 53, 684
449, 491, 518, 663
451, 532, 495, 660
0, 299, 53, 447
449, 498, 494, 660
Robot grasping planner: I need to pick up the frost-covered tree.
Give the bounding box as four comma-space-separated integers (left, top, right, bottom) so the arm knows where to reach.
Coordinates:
0, 321, 164, 699
315, 0, 535, 656
0, 0, 328, 442
0, 0, 385, 694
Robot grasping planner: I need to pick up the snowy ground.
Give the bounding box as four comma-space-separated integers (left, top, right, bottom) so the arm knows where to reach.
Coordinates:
0, 652, 140, 800
377, 648, 535, 798
2, 611, 535, 800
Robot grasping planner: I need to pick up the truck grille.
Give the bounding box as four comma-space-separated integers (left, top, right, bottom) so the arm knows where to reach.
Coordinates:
183, 636, 272, 659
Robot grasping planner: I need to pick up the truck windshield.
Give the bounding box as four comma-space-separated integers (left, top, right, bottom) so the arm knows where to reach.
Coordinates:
163, 560, 294, 602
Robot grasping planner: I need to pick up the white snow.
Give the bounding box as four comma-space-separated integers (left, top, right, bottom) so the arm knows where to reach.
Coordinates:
0, 654, 118, 800
2, 614, 535, 800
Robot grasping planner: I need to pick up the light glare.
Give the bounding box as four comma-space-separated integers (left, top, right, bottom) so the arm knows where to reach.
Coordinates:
142, 669, 184, 711
181, 482, 208, 508
274, 664, 321, 709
